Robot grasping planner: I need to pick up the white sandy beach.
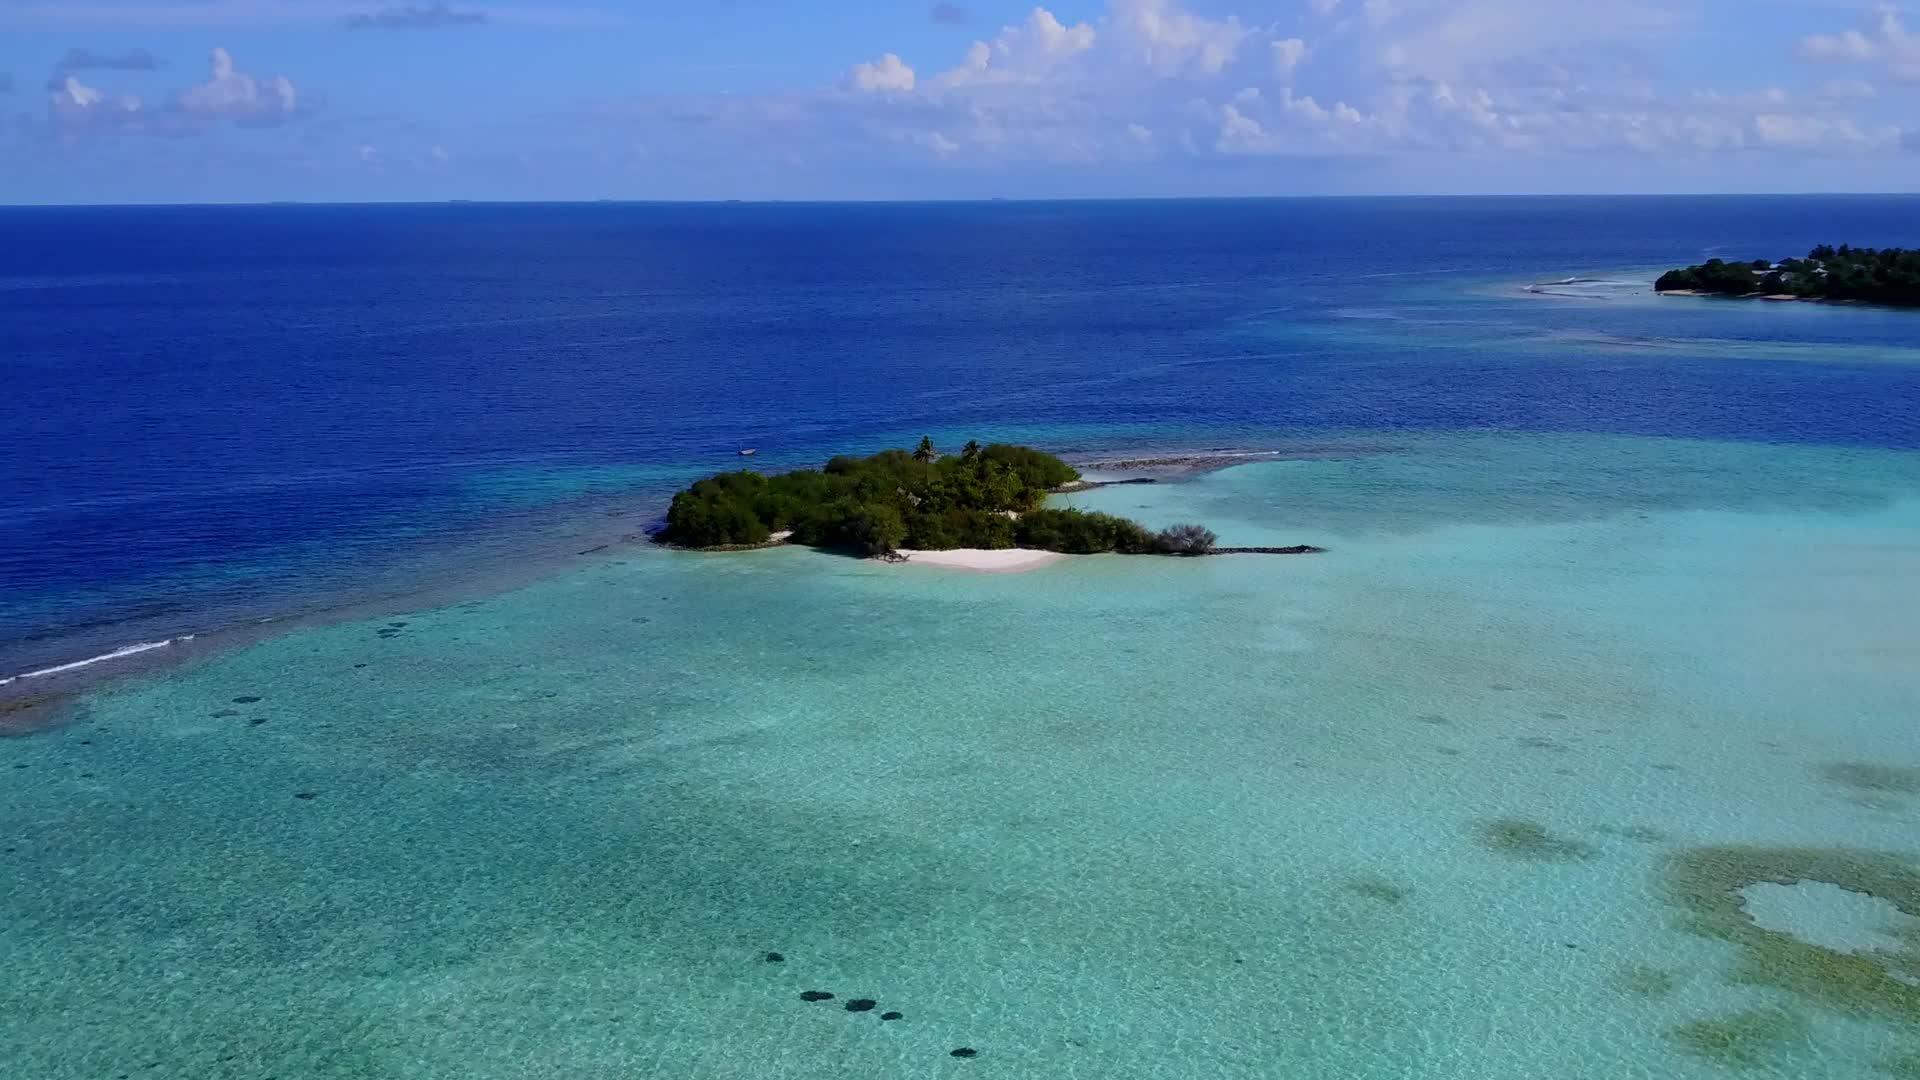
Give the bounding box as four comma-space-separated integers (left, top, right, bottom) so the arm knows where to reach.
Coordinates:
889, 547, 1068, 573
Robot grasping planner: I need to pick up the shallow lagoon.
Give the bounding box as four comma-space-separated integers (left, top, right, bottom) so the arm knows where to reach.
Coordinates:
5, 432, 1918, 1078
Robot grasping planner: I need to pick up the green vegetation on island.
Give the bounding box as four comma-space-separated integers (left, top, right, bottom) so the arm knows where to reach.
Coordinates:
659, 438, 1221, 557
1655, 245, 1920, 307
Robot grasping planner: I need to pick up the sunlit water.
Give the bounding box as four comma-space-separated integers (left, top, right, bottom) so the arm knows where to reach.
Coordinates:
6, 432, 1918, 1078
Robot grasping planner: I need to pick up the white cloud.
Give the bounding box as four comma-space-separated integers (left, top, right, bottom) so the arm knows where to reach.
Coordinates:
45, 45, 299, 135
0, 0, 615, 29
1798, 8, 1920, 82
1111, 0, 1244, 76
1368, 0, 1678, 83
1271, 37, 1308, 80
1212, 86, 1381, 154
1015, 6, 1097, 56
846, 52, 916, 92
556, 0, 1912, 186
52, 75, 134, 114
1690, 86, 1790, 110
343, 3, 488, 29
47, 74, 146, 134
1800, 28, 1878, 63
913, 130, 961, 155
1215, 101, 1265, 150
55, 77, 105, 111
936, 7, 1096, 86
1750, 113, 1878, 151
1820, 78, 1877, 102
176, 47, 298, 123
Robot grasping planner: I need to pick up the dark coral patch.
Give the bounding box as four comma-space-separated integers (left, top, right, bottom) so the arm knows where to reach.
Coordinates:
1663, 846, 1920, 1021
881, 1011, 903, 1021
1346, 877, 1411, 904
231, 696, 262, 704
1, 693, 78, 738
1821, 763, 1920, 795
764, 951, 785, 963
950, 1048, 978, 1058
1667, 1008, 1808, 1067
1596, 824, 1668, 843
845, 999, 876, 1012
799, 991, 834, 1002
1474, 818, 1595, 861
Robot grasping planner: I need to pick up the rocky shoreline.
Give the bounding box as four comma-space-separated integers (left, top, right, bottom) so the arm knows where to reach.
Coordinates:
1071, 445, 1394, 475
1050, 477, 1158, 493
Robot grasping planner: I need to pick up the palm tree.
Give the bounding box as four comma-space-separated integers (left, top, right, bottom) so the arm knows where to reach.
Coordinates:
961, 439, 982, 461
913, 436, 937, 464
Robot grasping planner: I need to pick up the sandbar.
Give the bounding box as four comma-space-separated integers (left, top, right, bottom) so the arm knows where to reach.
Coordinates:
889, 548, 1068, 573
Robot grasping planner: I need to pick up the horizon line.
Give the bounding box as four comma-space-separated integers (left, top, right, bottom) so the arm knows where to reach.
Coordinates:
5, 191, 1920, 210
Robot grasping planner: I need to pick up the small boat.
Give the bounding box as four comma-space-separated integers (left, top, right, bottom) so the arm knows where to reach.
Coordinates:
738, 448, 758, 456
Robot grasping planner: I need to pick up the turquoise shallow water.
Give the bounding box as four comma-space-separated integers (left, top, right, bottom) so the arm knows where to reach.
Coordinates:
5, 432, 1920, 1078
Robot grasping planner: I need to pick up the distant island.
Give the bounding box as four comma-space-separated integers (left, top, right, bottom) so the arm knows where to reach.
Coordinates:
1655, 245, 1920, 307
658, 439, 1321, 559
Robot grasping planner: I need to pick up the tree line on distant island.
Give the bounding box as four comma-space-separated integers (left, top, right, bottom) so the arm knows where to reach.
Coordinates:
1655, 245, 1920, 307
660, 439, 1220, 557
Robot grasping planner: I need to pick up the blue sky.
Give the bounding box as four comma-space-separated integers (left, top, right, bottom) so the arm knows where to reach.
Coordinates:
2, 0, 1917, 202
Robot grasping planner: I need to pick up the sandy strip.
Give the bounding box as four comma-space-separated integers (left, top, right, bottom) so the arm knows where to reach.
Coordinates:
889, 548, 1068, 573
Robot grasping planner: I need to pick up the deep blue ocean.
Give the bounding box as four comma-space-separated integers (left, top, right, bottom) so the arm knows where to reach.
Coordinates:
5, 196, 1919, 675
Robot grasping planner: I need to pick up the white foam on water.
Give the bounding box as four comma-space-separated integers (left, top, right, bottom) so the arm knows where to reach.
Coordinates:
1, 637, 180, 684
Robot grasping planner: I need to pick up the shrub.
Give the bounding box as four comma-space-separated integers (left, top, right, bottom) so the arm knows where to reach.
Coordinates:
663, 487, 771, 548
820, 500, 906, 556
978, 444, 1080, 491
1015, 509, 1155, 554
952, 509, 1016, 550
903, 511, 960, 551
1155, 523, 1218, 555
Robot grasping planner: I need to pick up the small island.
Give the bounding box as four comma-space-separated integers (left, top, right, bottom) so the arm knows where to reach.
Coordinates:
658, 439, 1320, 560
1655, 245, 1920, 307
